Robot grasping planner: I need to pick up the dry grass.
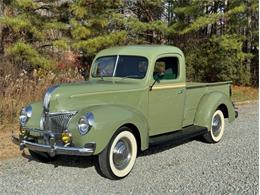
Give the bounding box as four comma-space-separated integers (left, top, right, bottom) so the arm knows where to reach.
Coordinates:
0, 62, 83, 160
0, 66, 83, 130
232, 85, 258, 103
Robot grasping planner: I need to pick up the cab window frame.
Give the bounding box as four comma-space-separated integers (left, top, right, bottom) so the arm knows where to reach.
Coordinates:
152, 55, 180, 82
91, 55, 149, 79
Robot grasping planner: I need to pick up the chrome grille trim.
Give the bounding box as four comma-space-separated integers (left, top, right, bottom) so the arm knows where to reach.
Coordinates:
41, 111, 77, 133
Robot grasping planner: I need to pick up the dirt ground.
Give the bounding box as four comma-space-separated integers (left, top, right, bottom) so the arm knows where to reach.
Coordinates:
0, 125, 20, 160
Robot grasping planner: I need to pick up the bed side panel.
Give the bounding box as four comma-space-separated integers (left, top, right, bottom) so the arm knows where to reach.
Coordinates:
183, 82, 231, 127
183, 87, 207, 127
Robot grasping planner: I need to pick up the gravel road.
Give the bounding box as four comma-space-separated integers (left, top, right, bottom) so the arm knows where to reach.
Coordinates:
0, 102, 258, 194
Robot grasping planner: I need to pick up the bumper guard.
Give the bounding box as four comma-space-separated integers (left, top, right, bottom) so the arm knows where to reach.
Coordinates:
12, 133, 95, 157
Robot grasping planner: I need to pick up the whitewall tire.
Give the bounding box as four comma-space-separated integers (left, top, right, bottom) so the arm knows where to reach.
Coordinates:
98, 127, 137, 179
203, 110, 225, 143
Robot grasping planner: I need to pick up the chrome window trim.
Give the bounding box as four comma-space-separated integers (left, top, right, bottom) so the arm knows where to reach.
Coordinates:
112, 55, 119, 77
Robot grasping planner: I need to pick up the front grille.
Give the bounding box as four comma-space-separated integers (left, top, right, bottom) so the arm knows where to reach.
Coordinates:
43, 112, 76, 133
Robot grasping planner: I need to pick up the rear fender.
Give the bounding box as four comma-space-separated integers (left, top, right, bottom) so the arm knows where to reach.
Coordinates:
194, 92, 235, 130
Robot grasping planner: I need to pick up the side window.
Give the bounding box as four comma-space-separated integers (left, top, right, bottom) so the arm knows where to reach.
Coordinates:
153, 57, 179, 80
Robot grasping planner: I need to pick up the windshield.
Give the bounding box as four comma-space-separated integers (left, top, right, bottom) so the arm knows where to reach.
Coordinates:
92, 55, 148, 79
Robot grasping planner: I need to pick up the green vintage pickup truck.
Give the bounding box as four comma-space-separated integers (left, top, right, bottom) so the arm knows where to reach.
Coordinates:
13, 45, 238, 179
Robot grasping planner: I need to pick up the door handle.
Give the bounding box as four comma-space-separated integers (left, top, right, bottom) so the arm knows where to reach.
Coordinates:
178, 89, 184, 94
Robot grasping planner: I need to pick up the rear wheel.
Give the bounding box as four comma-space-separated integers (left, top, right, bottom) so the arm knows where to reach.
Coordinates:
203, 110, 225, 143
98, 127, 137, 179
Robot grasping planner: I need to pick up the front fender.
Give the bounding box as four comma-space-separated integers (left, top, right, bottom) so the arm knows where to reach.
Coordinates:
24, 101, 42, 129
194, 92, 235, 130
68, 104, 149, 155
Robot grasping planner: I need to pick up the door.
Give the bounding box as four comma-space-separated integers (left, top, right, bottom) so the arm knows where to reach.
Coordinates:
148, 55, 186, 136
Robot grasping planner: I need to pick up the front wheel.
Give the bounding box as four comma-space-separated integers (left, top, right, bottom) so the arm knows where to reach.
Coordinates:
203, 110, 225, 143
98, 127, 137, 179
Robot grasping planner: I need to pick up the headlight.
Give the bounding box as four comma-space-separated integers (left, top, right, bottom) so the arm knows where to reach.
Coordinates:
19, 105, 32, 126
78, 112, 95, 135
43, 85, 59, 111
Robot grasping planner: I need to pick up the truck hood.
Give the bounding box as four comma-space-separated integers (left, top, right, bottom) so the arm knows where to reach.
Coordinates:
48, 79, 146, 112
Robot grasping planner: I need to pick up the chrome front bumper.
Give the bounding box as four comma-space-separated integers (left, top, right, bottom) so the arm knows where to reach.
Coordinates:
12, 134, 95, 157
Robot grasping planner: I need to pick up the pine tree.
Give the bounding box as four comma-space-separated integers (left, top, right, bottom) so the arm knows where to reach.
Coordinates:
0, 0, 70, 70
69, 0, 126, 56
0, 0, 258, 85
166, 0, 258, 85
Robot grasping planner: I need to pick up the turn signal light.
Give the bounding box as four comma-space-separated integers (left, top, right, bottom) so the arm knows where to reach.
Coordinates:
61, 130, 72, 144
19, 128, 26, 136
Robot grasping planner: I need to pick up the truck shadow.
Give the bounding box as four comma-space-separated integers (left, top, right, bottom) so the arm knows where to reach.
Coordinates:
22, 152, 97, 169
22, 135, 205, 171
139, 135, 205, 157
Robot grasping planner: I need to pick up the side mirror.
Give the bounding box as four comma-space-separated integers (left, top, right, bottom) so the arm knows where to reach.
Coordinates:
81, 68, 89, 80
157, 72, 165, 80
150, 72, 165, 91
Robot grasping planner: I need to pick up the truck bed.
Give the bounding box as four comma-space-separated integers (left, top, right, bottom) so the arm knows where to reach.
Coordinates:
183, 81, 232, 127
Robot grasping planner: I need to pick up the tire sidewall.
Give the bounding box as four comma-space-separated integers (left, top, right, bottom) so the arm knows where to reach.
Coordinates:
210, 110, 225, 142
107, 128, 137, 178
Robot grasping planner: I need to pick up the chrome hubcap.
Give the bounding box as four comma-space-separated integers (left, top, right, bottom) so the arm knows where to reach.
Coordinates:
212, 114, 222, 137
113, 138, 131, 170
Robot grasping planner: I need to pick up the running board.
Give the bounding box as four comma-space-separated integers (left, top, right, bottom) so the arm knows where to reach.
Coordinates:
149, 125, 208, 146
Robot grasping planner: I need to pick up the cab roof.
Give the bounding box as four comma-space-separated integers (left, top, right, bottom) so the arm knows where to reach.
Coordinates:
95, 45, 184, 60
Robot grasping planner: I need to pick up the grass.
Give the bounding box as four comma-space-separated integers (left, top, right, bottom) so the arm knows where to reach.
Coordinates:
0, 66, 82, 160
232, 85, 258, 103
0, 68, 82, 130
